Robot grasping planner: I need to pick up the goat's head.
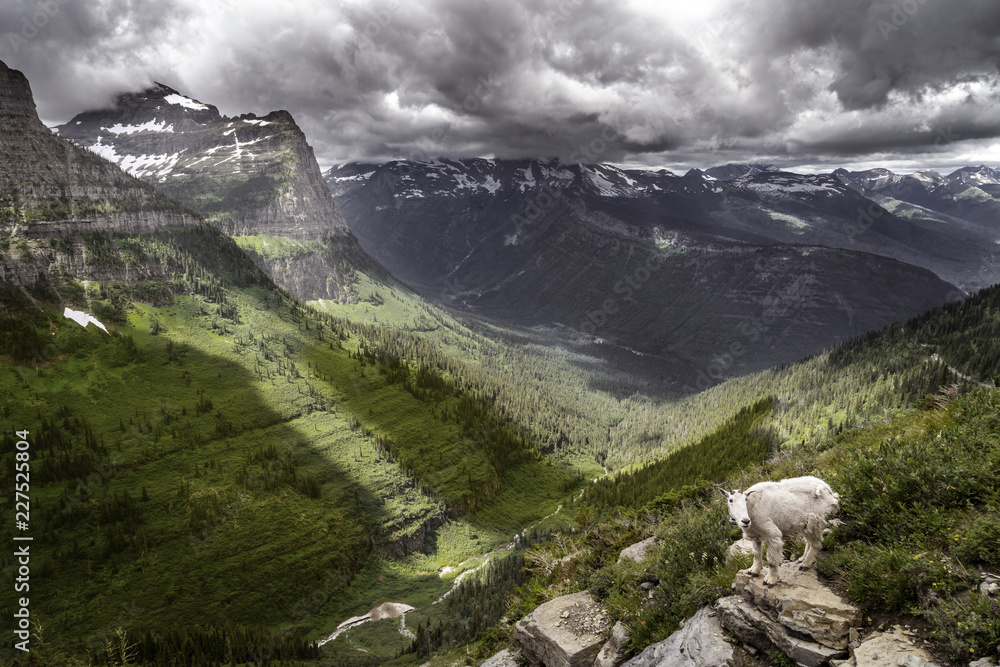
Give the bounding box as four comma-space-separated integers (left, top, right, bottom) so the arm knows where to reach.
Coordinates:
718, 480, 752, 529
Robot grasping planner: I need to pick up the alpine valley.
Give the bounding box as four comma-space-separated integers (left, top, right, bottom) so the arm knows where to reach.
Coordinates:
327, 158, 1000, 390
2, 59, 999, 667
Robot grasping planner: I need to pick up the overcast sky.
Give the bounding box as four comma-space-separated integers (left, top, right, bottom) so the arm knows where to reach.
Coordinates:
3, 0, 1000, 173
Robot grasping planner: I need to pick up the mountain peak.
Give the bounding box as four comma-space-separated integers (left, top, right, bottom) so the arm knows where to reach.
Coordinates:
947, 164, 1000, 186
0, 58, 198, 242
704, 163, 779, 181
0, 60, 45, 134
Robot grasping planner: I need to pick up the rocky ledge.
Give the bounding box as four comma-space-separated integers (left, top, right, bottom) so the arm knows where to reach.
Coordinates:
483, 537, 990, 667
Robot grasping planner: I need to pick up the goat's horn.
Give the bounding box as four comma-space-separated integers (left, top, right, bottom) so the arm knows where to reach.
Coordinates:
740, 472, 745, 493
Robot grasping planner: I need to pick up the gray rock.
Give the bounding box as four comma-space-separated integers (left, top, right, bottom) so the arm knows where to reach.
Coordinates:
619, 537, 657, 564
595, 621, 631, 667
622, 606, 734, 667
725, 538, 756, 566
479, 648, 520, 667
969, 658, 998, 667
513, 591, 610, 667
850, 626, 941, 666
733, 561, 861, 650
716, 595, 845, 667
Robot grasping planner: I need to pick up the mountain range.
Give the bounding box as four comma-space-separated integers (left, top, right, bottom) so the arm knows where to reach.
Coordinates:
47, 78, 1000, 393
3, 58, 1000, 666
326, 157, 990, 390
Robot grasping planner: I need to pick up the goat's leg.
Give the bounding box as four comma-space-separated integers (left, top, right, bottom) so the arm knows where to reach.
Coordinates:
763, 532, 784, 585
748, 537, 763, 576
800, 514, 825, 568
798, 539, 813, 566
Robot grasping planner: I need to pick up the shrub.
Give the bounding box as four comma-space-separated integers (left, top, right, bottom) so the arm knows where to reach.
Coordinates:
952, 509, 1000, 566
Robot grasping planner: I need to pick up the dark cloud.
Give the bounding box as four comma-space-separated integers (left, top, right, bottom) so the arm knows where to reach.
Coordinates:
2, 0, 999, 170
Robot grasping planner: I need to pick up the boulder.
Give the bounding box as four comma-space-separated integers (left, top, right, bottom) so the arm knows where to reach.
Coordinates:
480, 648, 520, 667
622, 606, 735, 667
619, 537, 657, 564
848, 626, 941, 667
725, 538, 755, 566
716, 595, 844, 667
979, 574, 1000, 597
595, 621, 631, 667
513, 591, 610, 667
733, 561, 861, 650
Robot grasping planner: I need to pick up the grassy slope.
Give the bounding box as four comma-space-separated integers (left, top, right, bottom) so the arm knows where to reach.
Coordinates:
456, 388, 999, 666
387, 284, 1000, 666
0, 227, 587, 664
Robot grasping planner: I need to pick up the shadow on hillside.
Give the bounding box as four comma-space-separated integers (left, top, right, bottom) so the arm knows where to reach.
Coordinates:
6, 326, 410, 655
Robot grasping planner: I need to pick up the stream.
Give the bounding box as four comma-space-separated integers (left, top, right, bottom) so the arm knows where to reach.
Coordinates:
317, 503, 568, 646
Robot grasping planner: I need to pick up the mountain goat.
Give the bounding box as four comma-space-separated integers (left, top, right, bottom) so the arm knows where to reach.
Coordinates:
720, 475, 840, 585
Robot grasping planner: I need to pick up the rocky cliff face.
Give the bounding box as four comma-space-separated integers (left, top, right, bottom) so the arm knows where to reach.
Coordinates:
55, 83, 348, 239
54, 82, 374, 301
0, 61, 197, 242
0, 60, 200, 294
497, 556, 951, 667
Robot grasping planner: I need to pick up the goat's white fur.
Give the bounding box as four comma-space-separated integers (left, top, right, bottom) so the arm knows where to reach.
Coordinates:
720, 476, 840, 585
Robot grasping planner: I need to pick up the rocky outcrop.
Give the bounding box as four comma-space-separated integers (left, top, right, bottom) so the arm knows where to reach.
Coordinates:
732, 563, 861, 651
618, 538, 656, 564
716, 562, 861, 666
839, 625, 940, 666
513, 591, 611, 667
595, 621, 631, 667
622, 606, 734, 667
717, 595, 843, 667
725, 537, 755, 565
480, 649, 521, 667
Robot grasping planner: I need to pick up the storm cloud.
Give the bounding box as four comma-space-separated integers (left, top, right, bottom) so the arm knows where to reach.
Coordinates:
2, 0, 999, 171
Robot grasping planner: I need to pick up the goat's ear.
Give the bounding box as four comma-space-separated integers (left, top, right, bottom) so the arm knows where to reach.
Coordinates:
716, 485, 729, 499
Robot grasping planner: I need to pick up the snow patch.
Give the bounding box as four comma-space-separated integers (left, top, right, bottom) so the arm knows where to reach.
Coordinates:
242, 118, 272, 126
584, 168, 619, 197
87, 137, 184, 178
104, 119, 174, 135
517, 165, 536, 192
63, 307, 108, 334
163, 93, 209, 111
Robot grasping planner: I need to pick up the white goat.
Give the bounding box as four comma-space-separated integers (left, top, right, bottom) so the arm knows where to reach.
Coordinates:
720, 475, 840, 585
